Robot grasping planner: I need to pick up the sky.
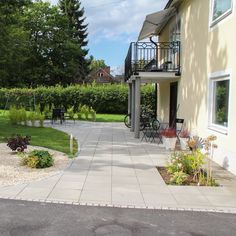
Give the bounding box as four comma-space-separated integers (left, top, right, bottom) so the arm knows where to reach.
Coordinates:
47, 0, 168, 75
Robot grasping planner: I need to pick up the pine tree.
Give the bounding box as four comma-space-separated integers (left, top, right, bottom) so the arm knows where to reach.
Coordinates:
59, 0, 90, 83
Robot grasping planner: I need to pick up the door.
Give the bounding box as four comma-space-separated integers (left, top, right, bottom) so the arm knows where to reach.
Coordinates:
169, 82, 178, 127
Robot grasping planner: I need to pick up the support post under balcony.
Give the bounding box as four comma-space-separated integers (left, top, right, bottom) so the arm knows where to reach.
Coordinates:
131, 80, 135, 132
134, 77, 141, 139
128, 83, 132, 116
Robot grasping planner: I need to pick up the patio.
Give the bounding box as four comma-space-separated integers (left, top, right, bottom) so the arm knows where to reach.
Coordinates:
0, 121, 236, 212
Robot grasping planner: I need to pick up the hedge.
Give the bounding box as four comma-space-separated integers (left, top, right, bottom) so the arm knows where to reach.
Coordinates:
0, 84, 156, 114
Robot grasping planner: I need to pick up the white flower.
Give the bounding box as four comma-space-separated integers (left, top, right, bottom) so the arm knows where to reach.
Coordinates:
177, 163, 182, 169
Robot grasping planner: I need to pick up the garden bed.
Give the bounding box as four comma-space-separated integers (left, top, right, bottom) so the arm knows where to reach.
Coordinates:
157, 166, 208, 186
0, 143, 71, 186
156, 166, 219, 187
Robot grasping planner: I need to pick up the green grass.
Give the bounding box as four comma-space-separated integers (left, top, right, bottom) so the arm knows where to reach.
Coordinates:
0, 110, 77, 155
95, 114, 125, 122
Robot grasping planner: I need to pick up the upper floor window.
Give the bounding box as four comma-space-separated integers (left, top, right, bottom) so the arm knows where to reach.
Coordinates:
169, 19, 181, 42
211, 0, 233, 25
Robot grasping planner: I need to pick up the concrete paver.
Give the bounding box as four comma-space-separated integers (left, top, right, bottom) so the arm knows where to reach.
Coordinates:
1, 121, 236, 213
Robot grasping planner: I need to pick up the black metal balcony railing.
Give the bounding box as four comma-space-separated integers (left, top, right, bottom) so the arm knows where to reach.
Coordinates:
125, 41, 181, 80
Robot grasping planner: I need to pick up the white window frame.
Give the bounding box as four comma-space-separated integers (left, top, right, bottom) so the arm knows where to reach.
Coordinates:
208, 70, 231, 135
210, 0, 234, 27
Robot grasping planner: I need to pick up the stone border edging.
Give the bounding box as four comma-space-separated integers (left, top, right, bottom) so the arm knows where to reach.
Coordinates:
0, 196, 235, 214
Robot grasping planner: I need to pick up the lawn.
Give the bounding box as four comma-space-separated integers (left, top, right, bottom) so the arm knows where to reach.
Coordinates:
0, 111, 124, 154
0, 111, 77, 155
95, 114, 125, 122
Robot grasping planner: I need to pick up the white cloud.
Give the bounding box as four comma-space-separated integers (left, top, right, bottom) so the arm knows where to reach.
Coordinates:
111, 65, 124, 76
47, 0, 168, 43
82, 0, 168, 43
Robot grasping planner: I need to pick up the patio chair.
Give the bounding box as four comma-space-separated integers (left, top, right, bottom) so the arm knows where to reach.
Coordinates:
51, 108, 65, 124
154, 122, 169, 144
175, 118, 184, 141
141, 119, 153, 142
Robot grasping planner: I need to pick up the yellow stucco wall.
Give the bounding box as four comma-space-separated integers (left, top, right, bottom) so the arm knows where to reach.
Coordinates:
158, 0, 236, 173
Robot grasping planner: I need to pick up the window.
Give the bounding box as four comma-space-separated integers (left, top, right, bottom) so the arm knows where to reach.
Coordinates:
211, 0, 233, 24
209, 73, 230, 133
169, 19, 181, 42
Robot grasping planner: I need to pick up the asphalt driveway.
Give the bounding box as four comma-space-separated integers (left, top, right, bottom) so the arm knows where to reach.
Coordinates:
1, 199, 236, 236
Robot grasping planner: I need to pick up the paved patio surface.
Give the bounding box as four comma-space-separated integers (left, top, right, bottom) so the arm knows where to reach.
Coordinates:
1, 121, 236, 213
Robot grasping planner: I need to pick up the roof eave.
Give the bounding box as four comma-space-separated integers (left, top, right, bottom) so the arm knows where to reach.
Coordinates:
165, 0, 174, 9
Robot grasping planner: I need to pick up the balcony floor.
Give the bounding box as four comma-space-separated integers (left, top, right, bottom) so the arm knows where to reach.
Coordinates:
127, 71, 180, 83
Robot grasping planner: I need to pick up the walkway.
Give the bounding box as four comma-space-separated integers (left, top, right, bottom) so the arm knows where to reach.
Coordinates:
1, 121, 236, 213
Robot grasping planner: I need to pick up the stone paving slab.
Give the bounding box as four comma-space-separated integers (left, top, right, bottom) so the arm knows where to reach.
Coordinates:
1, 121, 236, 213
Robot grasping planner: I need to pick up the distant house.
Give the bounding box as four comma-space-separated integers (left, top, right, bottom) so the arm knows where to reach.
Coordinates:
87, 66, 114, 84
113, 75, 125, 83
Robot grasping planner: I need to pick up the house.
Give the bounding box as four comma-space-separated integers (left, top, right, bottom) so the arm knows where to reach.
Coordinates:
87, 66, 114, 84
113, 74, 125, 83
125, 0, 236, 174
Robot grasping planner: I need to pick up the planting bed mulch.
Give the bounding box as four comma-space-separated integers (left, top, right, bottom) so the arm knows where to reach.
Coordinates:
0, 143, 71, 186
157, 166, 208, 186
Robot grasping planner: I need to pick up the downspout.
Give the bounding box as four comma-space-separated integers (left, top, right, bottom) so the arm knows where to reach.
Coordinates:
149, 36, 158, 118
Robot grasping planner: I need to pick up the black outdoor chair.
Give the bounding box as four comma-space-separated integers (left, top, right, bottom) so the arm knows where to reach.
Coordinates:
175, 118, 184, 141
154, 122, 169, 144
141, 120, 153, 142
141, 118, 161, 143
51, 108, 65, 124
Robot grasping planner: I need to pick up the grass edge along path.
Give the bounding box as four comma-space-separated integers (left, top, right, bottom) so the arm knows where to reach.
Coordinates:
0, 112, 124, 155
0, 113, 77, 156
95, 114, 124, 122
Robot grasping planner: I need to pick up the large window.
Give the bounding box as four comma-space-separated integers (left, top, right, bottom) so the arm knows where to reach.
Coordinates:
212, 0, 233, 24
209, 73, 230, 133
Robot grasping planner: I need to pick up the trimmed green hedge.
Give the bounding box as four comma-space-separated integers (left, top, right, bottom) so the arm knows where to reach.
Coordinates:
0, 84, 156, 114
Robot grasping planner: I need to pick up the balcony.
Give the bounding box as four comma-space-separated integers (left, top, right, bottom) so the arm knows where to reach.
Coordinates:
125, 41, 181, 80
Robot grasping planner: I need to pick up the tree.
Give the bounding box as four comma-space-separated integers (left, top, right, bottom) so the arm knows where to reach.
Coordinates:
0, 0, 90, 87
23, 1, 86, 86
0, 0, 31, 87
89, 58, 107, 71
59, 0, 90, 83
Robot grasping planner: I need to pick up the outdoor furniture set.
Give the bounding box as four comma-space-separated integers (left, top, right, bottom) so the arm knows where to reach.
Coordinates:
141, 117, 185, 150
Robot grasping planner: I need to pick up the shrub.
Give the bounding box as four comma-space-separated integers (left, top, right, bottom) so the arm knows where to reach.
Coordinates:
67, 106, 75, 119
170, 171, 188, 185
161, 128, 176, 138
179, 128, 190, 138
24, 150, 54, 168
43, 104, 51, 119
8, 106, 19, 124
7, 134, 31, 152
167, 151, 194, 175
37, 113, 45, 127
77, 112, 82, 120
28, 111, 37, 126
80, 105, 90, 120
0, 84, 156, 114
90, 107, 96, 121
25, 155, 39, 168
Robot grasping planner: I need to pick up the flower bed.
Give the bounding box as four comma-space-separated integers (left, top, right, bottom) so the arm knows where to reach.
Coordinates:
157, 166, 218, 186
157, 135, 219, 186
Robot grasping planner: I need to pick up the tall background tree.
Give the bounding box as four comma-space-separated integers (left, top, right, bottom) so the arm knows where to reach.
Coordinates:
0, 0, 31, 87
0, 0, 91, 87
59, 0, 90, 83
23, 1, 86, 86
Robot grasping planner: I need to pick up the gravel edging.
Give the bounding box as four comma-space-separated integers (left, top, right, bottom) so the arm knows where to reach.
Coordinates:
0, 143, 75, 187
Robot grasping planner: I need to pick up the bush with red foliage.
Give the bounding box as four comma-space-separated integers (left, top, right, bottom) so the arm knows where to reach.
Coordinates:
7, 134, 31, 152
161, 128, 176, 138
